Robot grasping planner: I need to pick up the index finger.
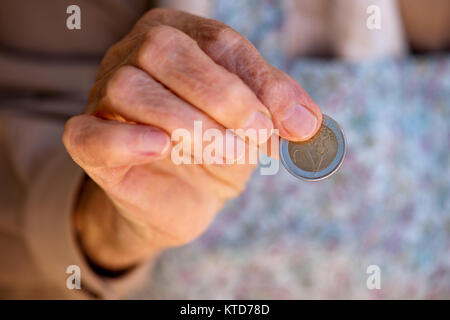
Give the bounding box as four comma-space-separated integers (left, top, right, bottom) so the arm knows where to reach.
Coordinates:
145, 9, 322, 141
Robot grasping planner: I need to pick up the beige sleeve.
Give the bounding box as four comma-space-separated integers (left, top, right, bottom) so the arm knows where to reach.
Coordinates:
0, 0, 155, 299
0, 102, 152, 299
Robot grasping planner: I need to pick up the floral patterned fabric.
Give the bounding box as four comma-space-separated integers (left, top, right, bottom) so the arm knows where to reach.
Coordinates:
136, 0, 450, 299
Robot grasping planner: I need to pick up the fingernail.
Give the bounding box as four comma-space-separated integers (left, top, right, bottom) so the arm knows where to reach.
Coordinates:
281, 104, 318, 140
243, 111, 273, 145
137, 129, 170, 155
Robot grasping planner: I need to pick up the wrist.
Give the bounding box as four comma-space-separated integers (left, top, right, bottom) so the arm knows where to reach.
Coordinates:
73, 177, 162, 272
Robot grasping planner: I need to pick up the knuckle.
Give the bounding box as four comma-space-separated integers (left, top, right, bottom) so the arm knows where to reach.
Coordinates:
146, 25, 180, 47
221, 75, 246, 102
62, 116, 97, 166
141, 7, 171, 21
104, 66, 138, 106
215, 27, 243, 47
136, 25, 184, 68
99, 136, 122, 167
62, 116, 83, 150
258, 69, 295, 99
205, 26, 246, 58
207, 75, 247, 118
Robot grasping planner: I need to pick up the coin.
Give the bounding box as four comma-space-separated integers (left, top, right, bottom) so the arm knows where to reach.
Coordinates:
279, 114, 346, 181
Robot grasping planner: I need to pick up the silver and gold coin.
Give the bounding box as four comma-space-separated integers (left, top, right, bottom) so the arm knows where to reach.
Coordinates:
279, 114, 346, 181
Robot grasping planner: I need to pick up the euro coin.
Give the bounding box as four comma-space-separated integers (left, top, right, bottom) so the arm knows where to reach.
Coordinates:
279, 114, 346, 181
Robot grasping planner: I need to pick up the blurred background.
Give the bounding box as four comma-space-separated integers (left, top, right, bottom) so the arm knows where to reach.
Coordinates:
137, 0, 450, 299
0, 0, 449, 299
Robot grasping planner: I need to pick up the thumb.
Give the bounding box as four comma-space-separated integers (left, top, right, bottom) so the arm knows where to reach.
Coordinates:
258, 71, 323, 142
62, 114, 171, 169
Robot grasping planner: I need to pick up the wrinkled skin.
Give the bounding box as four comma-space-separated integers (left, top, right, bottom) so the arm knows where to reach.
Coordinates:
63, 9, 322, 270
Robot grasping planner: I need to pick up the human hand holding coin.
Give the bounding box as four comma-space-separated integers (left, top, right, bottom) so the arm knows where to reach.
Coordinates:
62, 9, 323, 271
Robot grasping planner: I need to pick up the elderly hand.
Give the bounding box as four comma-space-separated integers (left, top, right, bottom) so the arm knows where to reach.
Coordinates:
62, 8, 322, 271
